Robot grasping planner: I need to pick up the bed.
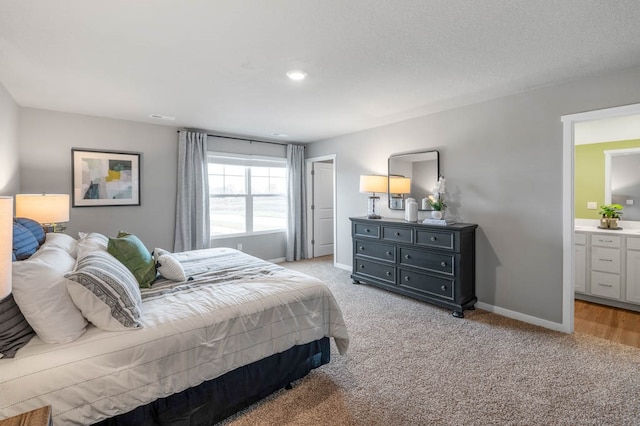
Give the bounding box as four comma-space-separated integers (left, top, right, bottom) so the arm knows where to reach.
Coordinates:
0, 222, 349, 425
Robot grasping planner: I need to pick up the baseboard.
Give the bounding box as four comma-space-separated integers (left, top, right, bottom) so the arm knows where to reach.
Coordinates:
475, 302, 566, 333
334, 262, 351, 271
269, 257, 286, 263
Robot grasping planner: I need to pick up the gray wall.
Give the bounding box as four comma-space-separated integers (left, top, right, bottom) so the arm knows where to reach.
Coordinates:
15, 112, 287, 260
0, 82, 20, 195
18, 108, 178, 250
307, 66, 640, 324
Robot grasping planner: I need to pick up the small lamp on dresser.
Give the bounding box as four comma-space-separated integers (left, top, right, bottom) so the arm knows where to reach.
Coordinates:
359, 175, 388, 219
16, 194, 70, 233
0, 196, 12, 300
389, 175, 411, 209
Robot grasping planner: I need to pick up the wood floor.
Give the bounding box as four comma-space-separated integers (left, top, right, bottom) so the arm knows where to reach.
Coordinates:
574, 300, 640, 348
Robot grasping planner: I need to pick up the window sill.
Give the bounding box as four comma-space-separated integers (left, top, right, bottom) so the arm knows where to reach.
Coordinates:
210, 229, 286, 240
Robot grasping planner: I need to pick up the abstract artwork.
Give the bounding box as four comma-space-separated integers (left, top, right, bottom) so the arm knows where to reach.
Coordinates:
72, 149, 141, 207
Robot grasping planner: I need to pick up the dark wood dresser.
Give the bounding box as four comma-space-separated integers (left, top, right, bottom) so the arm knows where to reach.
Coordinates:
350, 217, 478, 317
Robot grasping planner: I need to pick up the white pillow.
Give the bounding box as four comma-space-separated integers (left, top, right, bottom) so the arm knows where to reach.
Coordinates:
42, 232, 78, 258
65, 251, 143, 331
12, 246, 88, 344
153, 248, 187, 282
77, 232, 109, 258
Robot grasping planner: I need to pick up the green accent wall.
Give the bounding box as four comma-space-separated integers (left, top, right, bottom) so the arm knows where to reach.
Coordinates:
575, 139, 640, 218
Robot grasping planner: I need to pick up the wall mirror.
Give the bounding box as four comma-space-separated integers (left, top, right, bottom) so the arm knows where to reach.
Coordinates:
388, 150, 439, 210
604, 147, 640, 221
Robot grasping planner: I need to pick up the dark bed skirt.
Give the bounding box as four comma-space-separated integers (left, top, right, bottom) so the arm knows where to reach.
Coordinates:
93, 337, 330, 426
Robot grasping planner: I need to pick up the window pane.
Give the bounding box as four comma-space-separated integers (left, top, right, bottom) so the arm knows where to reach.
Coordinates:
251, 166, 286, 195
209, 175, 225, 194
208, 164, 246, 194
270, 177, 286, 194
252, 175, 270, 194
225, 176, 246, 194
210, 197, 246, 235
253, 196, 287, 232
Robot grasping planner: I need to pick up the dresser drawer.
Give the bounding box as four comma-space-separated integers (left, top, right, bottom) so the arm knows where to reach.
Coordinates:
354, 223, 380, 238
355, 240, 395, 263
399, 268, 454, 300
591, 234, 621, 248
590, 271, 620, 299
354, 258, 395, 284
415, 230, 454, 250
399, 247, 454, 276
591, 247, 620, 274
382, 226, 413, 243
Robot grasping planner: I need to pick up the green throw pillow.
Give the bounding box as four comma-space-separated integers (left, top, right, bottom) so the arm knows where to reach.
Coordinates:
107, 231, 156, 288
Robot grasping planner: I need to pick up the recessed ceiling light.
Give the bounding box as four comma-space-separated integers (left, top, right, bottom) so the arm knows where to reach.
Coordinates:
272, 133, 289, 137
286, 70, 307, 81
149, 114, 176, 121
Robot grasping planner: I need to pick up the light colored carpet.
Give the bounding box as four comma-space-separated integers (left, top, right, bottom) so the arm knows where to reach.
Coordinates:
220, 256, 640, 425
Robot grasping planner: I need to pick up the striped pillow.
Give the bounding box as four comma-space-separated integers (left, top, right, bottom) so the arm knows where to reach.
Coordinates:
65, 251, 143, 331
0, 294, 36, 358
12, 222, 40, 260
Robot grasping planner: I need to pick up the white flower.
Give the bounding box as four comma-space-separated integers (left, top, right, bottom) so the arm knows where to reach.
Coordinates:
433, 176, 446, 195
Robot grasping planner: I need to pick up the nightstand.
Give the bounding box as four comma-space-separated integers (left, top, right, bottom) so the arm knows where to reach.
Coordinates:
0, 406, 52, 426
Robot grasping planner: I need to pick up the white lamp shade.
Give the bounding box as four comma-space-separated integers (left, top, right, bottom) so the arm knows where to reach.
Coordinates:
389, 176, 411, 194
16, 194, 70, 224
359, 175, 388, 193
0, 196, 12, 299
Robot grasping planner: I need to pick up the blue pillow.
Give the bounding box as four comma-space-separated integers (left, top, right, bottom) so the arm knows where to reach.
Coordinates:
14, 217, 45, 246
13, 222, 39, 260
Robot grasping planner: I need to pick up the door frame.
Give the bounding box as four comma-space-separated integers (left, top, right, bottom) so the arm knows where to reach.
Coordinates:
306, 154, 337, 264
561, 102, 640, 333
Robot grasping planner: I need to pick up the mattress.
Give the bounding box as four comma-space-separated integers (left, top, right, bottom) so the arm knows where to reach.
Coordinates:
0, 248, 349, 425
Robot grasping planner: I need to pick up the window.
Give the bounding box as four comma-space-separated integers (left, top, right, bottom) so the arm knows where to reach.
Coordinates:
208, 153, 287, 237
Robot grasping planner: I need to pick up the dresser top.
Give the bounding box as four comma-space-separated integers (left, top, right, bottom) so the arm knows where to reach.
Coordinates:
350, 216, 478, 231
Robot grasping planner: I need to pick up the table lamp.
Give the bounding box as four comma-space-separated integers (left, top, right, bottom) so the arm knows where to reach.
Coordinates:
359, 175, 387, 219
16, 194, 70, 233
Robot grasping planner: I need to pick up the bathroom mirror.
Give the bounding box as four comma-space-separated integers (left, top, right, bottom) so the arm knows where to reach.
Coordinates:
388, 150, 439, 210
605, 147, 640, 221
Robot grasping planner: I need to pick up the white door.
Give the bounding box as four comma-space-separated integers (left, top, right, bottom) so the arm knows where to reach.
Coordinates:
312, 162, 334, 257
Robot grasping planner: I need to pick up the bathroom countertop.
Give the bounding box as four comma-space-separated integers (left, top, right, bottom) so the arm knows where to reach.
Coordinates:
574, 225, 640, 235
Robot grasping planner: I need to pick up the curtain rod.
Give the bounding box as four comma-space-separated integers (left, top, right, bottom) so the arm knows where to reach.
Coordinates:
177, 130, 289, 147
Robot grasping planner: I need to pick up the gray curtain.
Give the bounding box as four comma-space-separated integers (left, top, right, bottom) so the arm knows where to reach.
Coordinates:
286, 144, 307, 261
174, 131, 210, 252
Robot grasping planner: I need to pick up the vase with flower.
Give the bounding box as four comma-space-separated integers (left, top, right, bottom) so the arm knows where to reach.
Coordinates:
428, 176, 447, 219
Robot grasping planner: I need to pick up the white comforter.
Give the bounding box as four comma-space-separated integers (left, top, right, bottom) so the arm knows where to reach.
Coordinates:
0, 248, 349, 425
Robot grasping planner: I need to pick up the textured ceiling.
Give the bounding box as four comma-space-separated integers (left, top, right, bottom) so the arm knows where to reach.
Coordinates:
2, 1, 640, 142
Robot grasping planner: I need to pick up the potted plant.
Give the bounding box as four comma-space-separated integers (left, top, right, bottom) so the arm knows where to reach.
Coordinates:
599, 204, 623, 229
428, 176, 447, 219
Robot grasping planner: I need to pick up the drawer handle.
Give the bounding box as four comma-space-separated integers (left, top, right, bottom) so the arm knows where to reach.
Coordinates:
600, 239, 614, 243
440, 261, 447, 267
404, 276, 410, 281
430, 236, 437, 242
597, 283, 613, 288
395, 232, 401, 237
441, 285, 447, 291
405, 254, 411, 260
359, 264, 365, 269
359, 246, 365, 251
386, 271, 392, 276
365, 228, 370, 233
598, 258, 613, 262
386, 251, 392, 256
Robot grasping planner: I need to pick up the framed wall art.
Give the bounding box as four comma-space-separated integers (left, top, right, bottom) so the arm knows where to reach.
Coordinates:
72, 149, 141, 207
